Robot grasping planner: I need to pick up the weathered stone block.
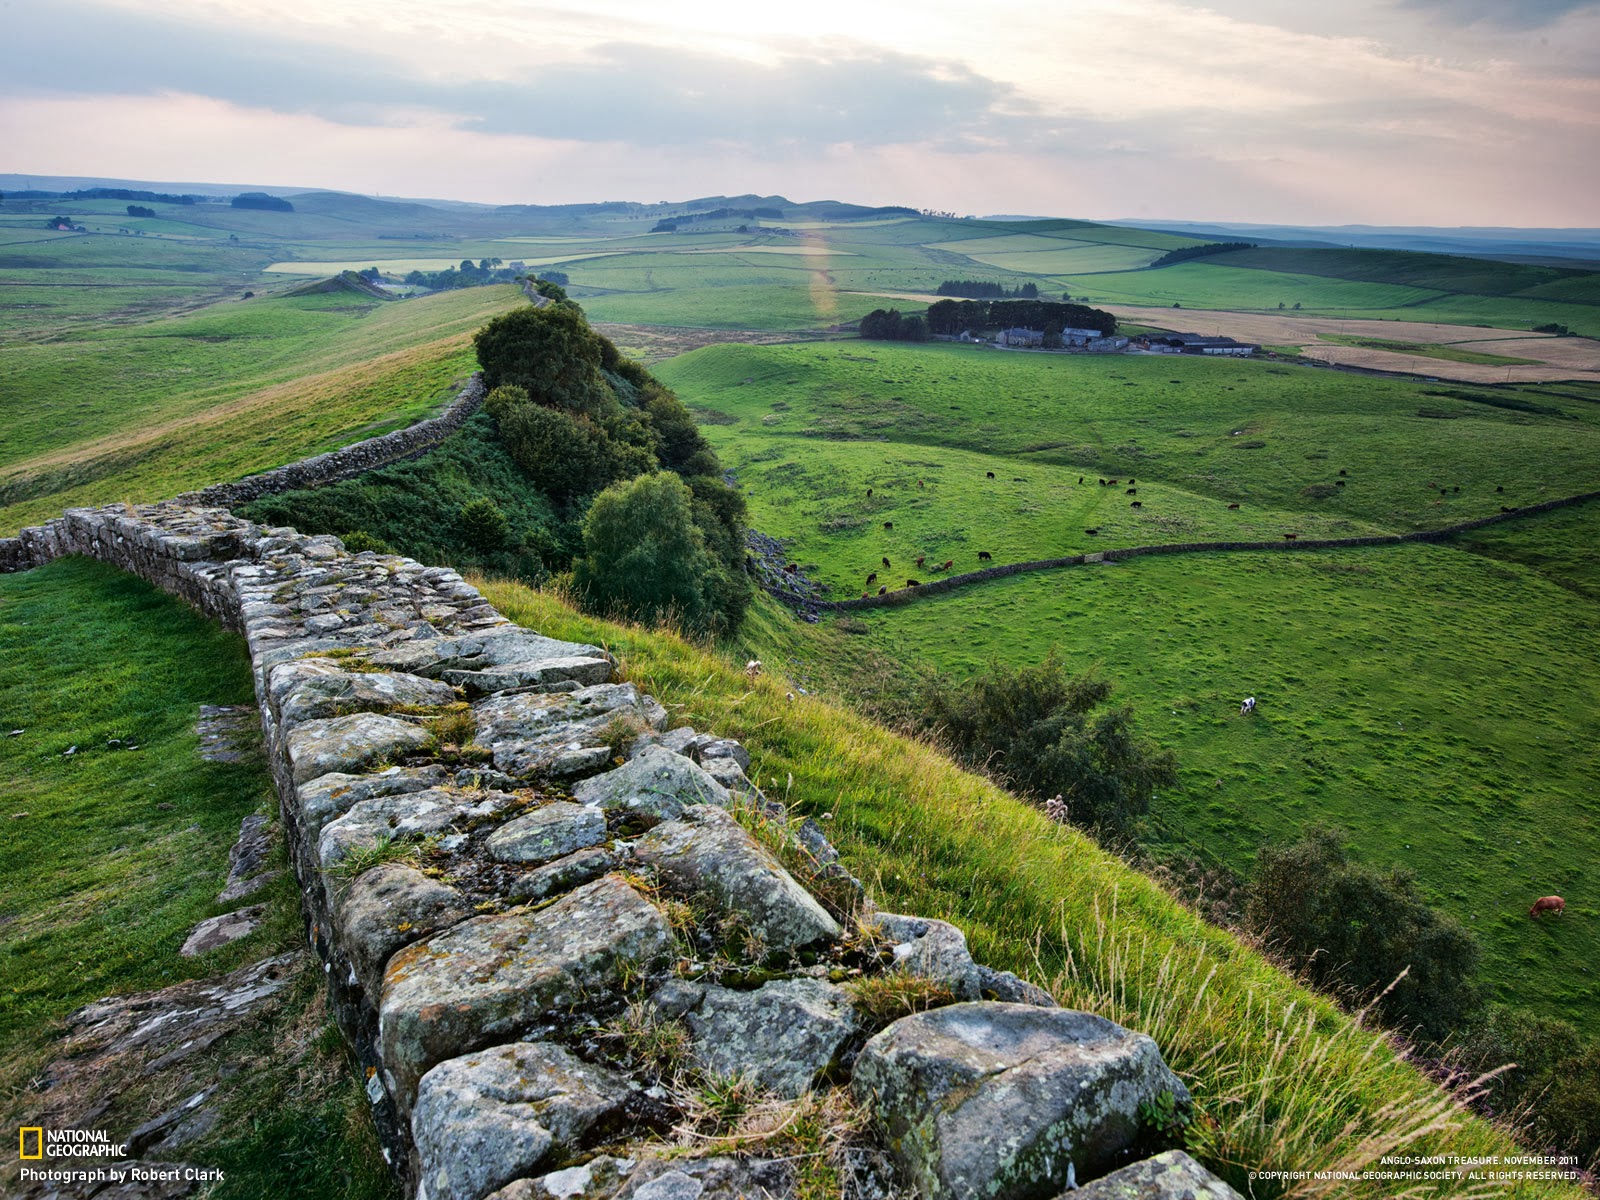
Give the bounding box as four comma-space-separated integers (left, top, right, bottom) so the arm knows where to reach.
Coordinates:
296, 765, 451, 839
572, 746, 731, 825
286, 712, 432, 784
665, 977, 858, 1097
379, 874, 673, 1105
486, 802, 606, 865
851, 1002, 1190, 1200
1065, 1150, 1243, 1200
335, 863, 470, 999
269, 657, 456, 724
412, 1042, 631, 1200
507, 847, 619, 902
319, 788, 519, 871
875, 912, 982, 1001
631, 805, 841, 952
474, 684, 667, 779
443, 655, 614, 695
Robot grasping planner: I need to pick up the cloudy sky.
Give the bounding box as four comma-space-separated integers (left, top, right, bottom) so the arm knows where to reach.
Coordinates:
2, 0, 1597, 225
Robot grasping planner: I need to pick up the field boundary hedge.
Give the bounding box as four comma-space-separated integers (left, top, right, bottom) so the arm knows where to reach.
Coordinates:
825, 489, 1600, 610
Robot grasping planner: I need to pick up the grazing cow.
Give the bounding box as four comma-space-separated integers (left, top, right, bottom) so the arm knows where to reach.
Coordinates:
1338, 469, 1347, 476
1084, 528, 1099, 535
1126, 488, 1137, 495
1428, 482, 1437, 490
906, 578, 921, 587
978, 551, 992, 561
1453, 486, 1460, 493
1131, 500, 1142, 508
1129, 478, 1136, 485
745, 659, 763, 679
941, 559, 953, 571
866, 571, 877, 585
1240, 696, 1256, 715
1529, 896, 1565, 919
1283, 533, 1298, 540
882, 556, 891, 568
1109, 479, 1120, 486
862, 592, 870, 599
1227, 503, 1240, 509
884, 521, 893, 530
916, 555, 926, 567
1496, 485, 1504, 493
1078, 476, 1084, 484
867, 488, 873, 497
986, 471, 995, 479
1099, 478, 1107, 486
784, 562, 797, 573
878, 585, 887, 595
1500, 506, 1512, 513
918, 479, 925, 489
1335, 480, 1345, 487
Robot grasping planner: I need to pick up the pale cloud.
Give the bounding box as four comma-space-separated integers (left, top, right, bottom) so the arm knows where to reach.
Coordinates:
1, 0, 1595, 225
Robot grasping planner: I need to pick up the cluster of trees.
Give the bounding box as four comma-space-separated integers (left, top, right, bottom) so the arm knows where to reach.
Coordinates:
651, 206, 783, 232
402, 259, 522, 290
9, 187, 197, 205
925, 298, 1117, 338
231, 192, 294, 212
1455, 1006, 1600, 1168
125, 205, 157, 219
913, 656, 1177, 842
1149, 242, 1254, 268
858, 308, 927, 342
474, 302, 751, 634
935, 280, 1039, 299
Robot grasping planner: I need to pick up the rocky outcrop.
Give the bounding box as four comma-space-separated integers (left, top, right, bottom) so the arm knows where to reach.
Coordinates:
0, 501, 1230, 1200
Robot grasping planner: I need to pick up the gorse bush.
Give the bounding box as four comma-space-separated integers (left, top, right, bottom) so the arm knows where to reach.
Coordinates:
914, 654, 1177, 840
1244, 825, 1482, 1043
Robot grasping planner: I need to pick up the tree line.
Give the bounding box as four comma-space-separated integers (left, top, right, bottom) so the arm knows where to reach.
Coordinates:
935, 280, 1039, 298
1149, 242, 1254, 268
925, 298, 1117, 337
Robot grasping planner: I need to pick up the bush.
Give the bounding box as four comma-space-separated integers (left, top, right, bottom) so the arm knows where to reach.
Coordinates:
496, 402, 644, 502
1244, 825, 1481, 1042
458, 498, 510, 552
915, 655, 1176, 840
573, 472, 731, 634
1456, 1006, 1600, 1168
474, 304, 610, 415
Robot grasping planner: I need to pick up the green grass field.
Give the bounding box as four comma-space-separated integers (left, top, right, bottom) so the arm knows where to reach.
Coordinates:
656, 340, 1600, 1033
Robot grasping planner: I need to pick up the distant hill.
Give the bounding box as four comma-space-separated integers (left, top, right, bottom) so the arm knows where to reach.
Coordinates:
281, 271, 394, 299
1103, 218, 1600, 265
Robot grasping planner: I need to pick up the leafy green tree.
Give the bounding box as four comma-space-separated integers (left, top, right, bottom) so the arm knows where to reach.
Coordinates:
474, 304, 610, 416
1245, 826, 1481, 1042
573, 472, 721, 632
917, 655, 1176, 840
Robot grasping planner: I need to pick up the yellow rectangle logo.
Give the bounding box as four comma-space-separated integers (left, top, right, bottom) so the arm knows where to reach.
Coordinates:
19, 1127, 43, 1159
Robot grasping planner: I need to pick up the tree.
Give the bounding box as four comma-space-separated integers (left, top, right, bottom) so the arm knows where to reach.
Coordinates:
458, 497, 510, 551
573, 472, 720, 632
474, 304, 609, 416
1245, 826, 1481, 1042
917, 655, 1176, 840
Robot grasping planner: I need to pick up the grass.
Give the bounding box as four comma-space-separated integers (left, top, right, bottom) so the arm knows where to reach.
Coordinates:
473, 577, 1587, 1198
0, 556, 393, 1199
651, 339, 1600, 1035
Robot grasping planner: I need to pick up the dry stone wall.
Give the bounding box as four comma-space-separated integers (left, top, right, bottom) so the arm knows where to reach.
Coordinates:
1, 502, 1240, 1200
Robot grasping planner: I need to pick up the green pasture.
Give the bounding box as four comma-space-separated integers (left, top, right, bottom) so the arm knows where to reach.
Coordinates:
1069, 261, 1448, 312
656, 339, 1600, 1032
0, 557, 394, 1199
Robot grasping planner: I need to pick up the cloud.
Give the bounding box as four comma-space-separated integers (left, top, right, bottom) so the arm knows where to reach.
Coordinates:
1394, 0, 1600, 28
0, 0, 1025, 151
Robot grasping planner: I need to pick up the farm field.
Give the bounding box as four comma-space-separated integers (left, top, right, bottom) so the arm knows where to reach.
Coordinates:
656, 339, 1600, 1032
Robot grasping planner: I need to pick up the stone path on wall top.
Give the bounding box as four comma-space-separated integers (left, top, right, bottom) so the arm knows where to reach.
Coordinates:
2, 499, 1242, 1200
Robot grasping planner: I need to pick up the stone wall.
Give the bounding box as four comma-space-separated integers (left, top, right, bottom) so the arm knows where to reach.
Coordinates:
827, 489, 1600, 611
1, 503, 1238, 1200
176, 373, 488, 509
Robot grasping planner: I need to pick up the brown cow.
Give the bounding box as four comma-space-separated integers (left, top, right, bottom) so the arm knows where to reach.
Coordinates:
916, 555, 926, 568
917, 479, 925, 489
1529, 896, 1565, 918
1283, 533, 1298, 540
940, 559, 953, 571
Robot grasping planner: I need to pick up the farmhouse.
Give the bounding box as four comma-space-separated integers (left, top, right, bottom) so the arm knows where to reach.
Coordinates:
1061, 326, 1107, 347
996, 326, 1044, 347
1157, 333, 1259, 357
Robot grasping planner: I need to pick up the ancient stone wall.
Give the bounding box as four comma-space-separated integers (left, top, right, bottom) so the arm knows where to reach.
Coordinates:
1, 502, 1238, 1200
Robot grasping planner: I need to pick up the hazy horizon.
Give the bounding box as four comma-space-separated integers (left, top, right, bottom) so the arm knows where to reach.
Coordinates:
2, 0, 1597, 228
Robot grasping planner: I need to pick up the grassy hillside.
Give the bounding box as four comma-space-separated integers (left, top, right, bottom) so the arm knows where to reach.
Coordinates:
0, 557, 393, 1200
476, 579, 1587, 1198
654, 340, 1600, 1033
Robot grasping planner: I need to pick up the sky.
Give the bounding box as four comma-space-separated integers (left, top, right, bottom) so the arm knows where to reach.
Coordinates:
2, 0, 1598, 226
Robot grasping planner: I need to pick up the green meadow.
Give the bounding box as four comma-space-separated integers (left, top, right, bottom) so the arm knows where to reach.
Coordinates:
656, 340, 1600, 1032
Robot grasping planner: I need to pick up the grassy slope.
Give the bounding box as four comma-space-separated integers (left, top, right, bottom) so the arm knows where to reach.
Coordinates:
0, 556, 393, 1199
0, 285, 521, 532
655, 341, 1600, 1032
477, 579, 1586, 1199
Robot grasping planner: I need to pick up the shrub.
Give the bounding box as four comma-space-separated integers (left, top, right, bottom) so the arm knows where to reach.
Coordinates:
573, 472, 726, 634
1456, 1006, 1600, 1167
474, 303, 610, 415
915, 654, 1176, 840
457, 498, 510, 552
1244, 825, 1481, 1043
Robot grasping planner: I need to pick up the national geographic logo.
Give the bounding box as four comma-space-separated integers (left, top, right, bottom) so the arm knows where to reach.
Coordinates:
15, 1126, 129, 1158
19, 1127, 42, 1159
